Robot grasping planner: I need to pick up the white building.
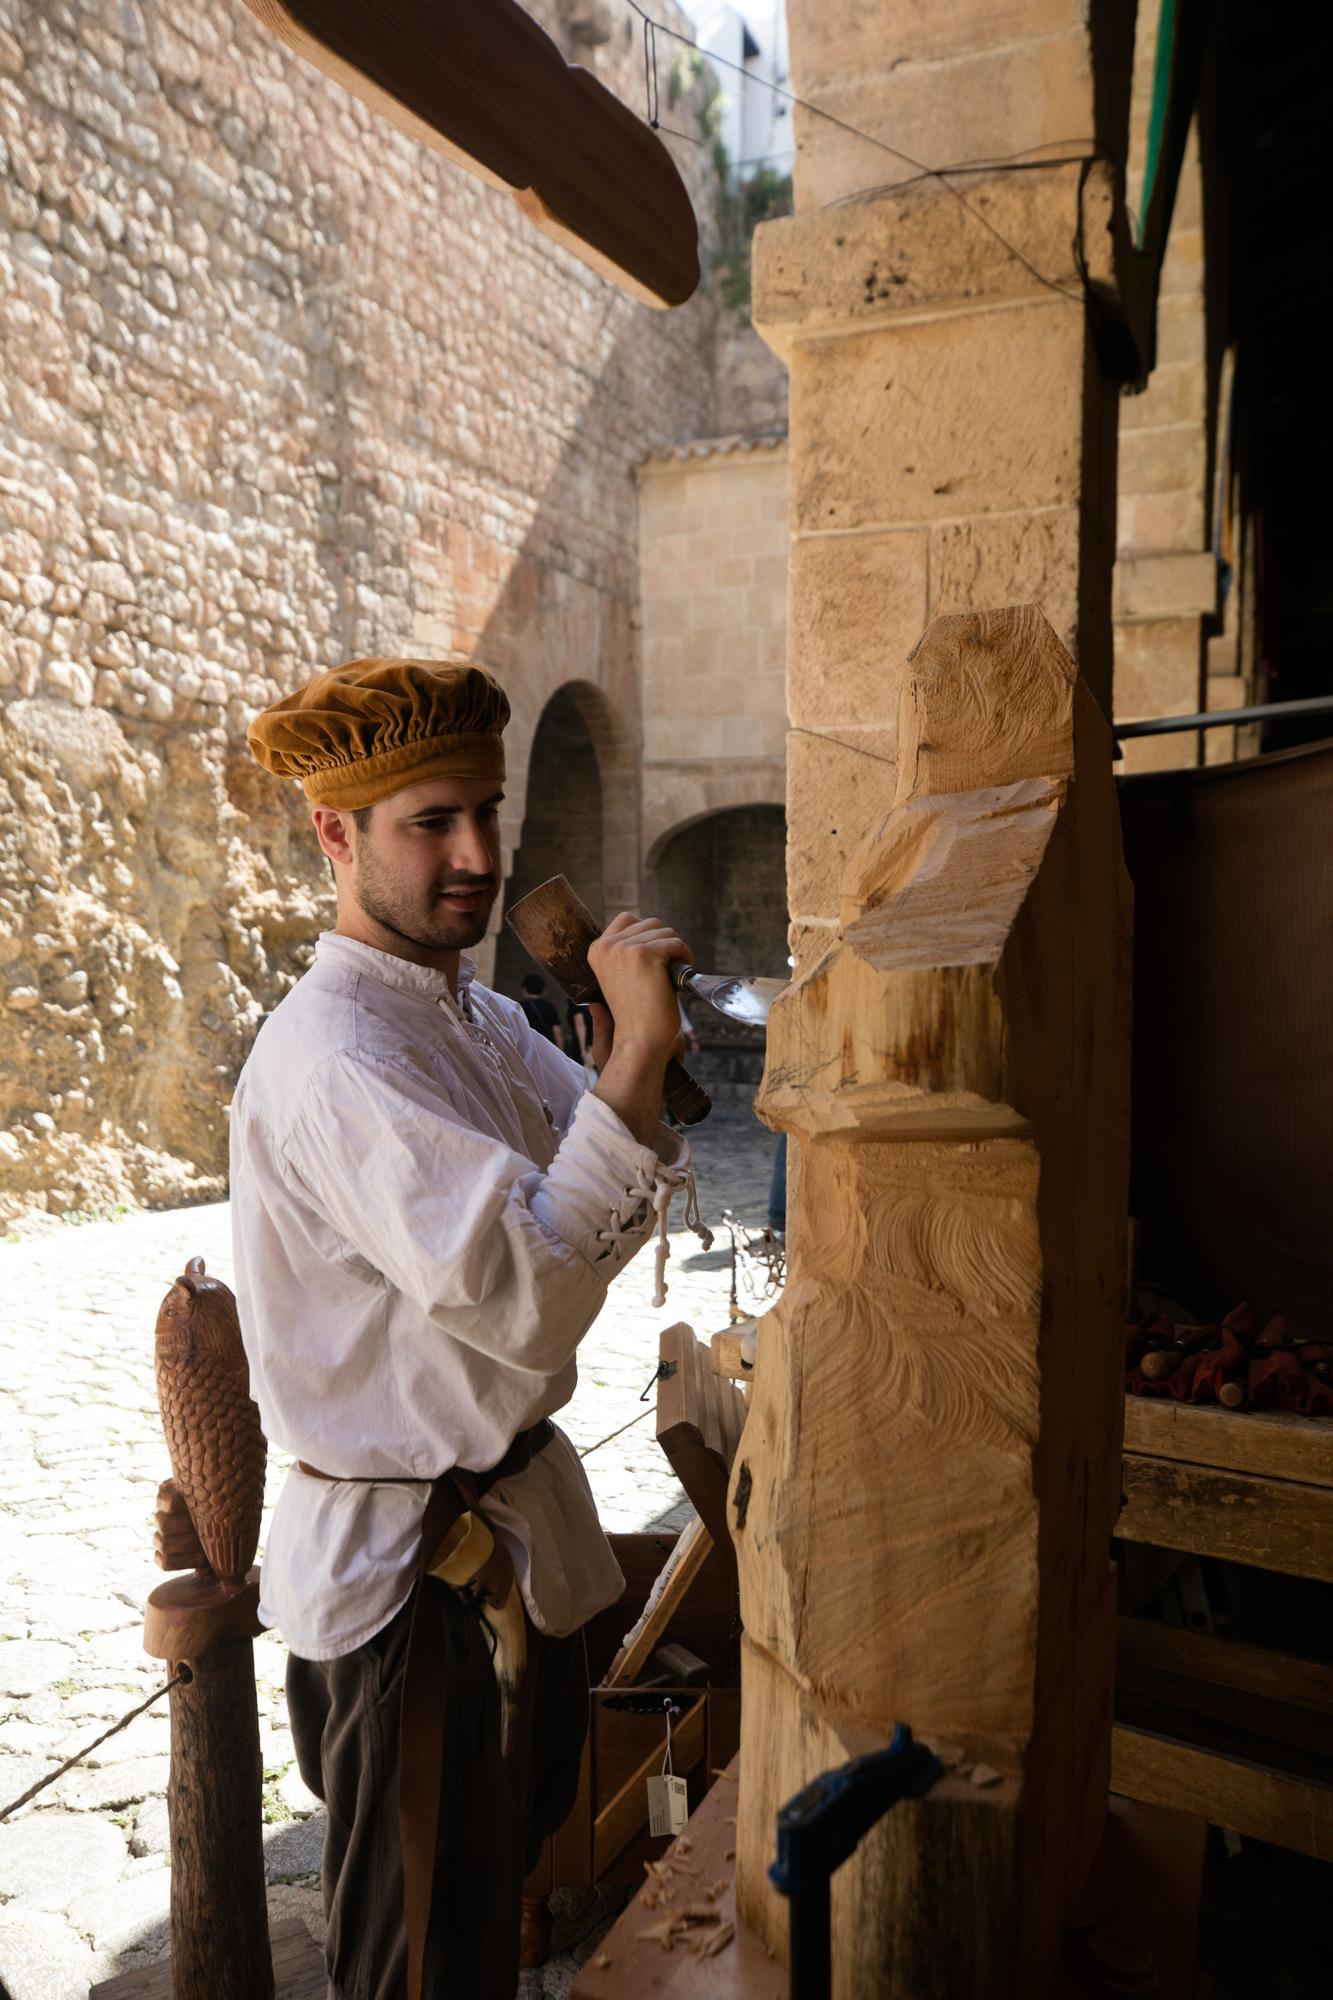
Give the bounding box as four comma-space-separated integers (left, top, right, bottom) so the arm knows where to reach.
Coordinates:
690, 3, 793, 181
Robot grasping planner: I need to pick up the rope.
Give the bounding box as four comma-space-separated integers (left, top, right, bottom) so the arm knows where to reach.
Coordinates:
577, 1404, 655, 1459
0, 1673, 187, 1822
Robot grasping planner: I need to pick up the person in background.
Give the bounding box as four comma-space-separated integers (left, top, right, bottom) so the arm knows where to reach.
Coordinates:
520, 972, 564, 1050
568, 998, 597, 1081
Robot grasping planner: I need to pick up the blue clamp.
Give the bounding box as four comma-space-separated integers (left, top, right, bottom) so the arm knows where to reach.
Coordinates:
768, 1724, 943, 2000
769, 1723, 943, 1897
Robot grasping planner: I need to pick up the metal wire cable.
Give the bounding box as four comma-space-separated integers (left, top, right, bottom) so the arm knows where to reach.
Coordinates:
622, 0, 1098, 308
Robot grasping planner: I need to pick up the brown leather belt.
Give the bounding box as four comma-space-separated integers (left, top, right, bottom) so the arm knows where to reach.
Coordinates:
299, 1420, 554, 2000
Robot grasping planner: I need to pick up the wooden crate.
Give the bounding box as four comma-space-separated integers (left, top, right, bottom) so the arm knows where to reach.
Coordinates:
529, 1529, 741, 1892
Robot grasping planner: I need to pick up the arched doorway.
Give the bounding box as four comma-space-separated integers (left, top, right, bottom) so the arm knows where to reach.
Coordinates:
493, 682, 628, 1000
645, 804, 788, 1093
646, 804, 788, 981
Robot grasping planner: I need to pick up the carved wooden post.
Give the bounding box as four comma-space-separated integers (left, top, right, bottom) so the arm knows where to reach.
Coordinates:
733, 607, 1132, 1995
142, 1259, 274, 2000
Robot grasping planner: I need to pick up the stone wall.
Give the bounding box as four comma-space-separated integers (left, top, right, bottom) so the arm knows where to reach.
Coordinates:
637, 435, 788, 869
648, 802, 788, 974
0, 0, 724, 1225
1112, 0, 1220, 773
1111, 1, 1260, 773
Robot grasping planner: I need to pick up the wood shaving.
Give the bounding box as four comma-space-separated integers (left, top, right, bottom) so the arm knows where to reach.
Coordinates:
637, 1919, 680, 1949
593, 1952, 612, 1970
922, 1737, 965, 1767
633, 1906, 724, 1955
699, 1922, 735, 1959
969, 1762, 1002, 1787
710, 1766, 737, 1781
708, 1877, 729, 1899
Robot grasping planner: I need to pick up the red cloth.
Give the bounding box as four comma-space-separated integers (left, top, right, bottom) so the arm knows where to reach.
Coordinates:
1124, 1303, 1333, 1415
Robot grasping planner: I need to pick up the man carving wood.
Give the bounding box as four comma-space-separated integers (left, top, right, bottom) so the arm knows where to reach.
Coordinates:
233, 657, 700, 1999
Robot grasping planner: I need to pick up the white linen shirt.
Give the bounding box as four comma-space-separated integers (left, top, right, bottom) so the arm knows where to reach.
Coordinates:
229, 931, 690, 1660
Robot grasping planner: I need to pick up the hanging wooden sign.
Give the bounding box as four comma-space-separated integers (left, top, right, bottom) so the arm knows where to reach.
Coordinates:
240, 0, 701, 307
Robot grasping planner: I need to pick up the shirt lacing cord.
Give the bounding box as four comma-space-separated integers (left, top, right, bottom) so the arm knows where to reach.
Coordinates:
591, 1160, 712, 1308
652, 1162, 713, 1308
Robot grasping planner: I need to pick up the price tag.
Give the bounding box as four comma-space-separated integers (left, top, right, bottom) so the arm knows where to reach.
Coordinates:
647, 1698, 689, 1836
647, 1772, 690, 1837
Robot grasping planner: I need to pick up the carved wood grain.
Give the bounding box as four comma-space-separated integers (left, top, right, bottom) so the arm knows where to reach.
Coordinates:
734, 607, 1132, 1995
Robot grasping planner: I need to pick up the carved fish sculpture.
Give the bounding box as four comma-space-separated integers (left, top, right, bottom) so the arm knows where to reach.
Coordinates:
155, 1257, 266, 1591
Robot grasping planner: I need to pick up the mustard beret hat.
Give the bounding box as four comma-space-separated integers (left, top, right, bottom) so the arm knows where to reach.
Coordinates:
248, 658, 509, 809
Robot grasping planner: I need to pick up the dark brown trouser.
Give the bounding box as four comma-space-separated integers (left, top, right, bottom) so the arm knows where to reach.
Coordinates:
287, 1585, 588, 2000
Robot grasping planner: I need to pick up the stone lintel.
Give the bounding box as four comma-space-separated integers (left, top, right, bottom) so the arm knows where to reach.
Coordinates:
754, 159, 1150, 384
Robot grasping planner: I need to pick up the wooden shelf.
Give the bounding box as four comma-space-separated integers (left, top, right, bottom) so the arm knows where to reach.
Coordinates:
1114, 1398, 1333, 1855
1119, 1396, 1333, 1582
1123, 1397, 1333, 1486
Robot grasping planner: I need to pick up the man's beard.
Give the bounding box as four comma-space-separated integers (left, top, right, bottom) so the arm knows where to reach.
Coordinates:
353, 848, 497, 955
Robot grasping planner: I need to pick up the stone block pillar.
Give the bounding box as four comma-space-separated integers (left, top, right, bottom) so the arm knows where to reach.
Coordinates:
758, 0, 1135, 976
734, 5, 1136, 1994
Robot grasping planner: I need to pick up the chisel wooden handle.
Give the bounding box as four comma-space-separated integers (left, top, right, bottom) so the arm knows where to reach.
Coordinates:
506, 875, 712, 1126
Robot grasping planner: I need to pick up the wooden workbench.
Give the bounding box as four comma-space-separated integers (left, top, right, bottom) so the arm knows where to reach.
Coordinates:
572, 1760, 1206, 2000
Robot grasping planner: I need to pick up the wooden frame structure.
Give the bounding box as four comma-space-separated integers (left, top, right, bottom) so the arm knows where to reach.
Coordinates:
1113, 1397, 1333, 1861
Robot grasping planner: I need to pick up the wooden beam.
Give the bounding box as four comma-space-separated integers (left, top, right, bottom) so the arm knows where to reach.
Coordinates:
710, 1328, 756, 1381
603, 1515, 714, 1689
1117, 1616, 1333, 1721
1111, 1725, 1333, 1861
239, 0, 699, 308
1123, 1398, 1333, 1487
735, 607, 1133, 1993
1119, 1453, 1333, 1582
656, 1323, 748, 1559
575, 1772, 1207, 2000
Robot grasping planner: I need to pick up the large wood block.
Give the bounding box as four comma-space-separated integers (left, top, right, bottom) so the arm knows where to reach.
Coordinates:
735, 606, 1132, 1994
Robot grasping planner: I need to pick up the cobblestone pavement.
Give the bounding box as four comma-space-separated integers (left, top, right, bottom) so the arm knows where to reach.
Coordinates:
0, 1104, 778, 1999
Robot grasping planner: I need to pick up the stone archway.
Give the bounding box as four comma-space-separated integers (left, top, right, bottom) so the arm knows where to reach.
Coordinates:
645, 802, 789, 982
491, 679, 639, 999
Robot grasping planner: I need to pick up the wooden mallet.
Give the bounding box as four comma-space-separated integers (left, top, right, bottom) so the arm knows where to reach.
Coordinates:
505, 875, 712, 1126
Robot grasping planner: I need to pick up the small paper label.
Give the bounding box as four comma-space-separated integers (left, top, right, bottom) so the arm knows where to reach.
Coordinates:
647, 1773, 689, 1837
